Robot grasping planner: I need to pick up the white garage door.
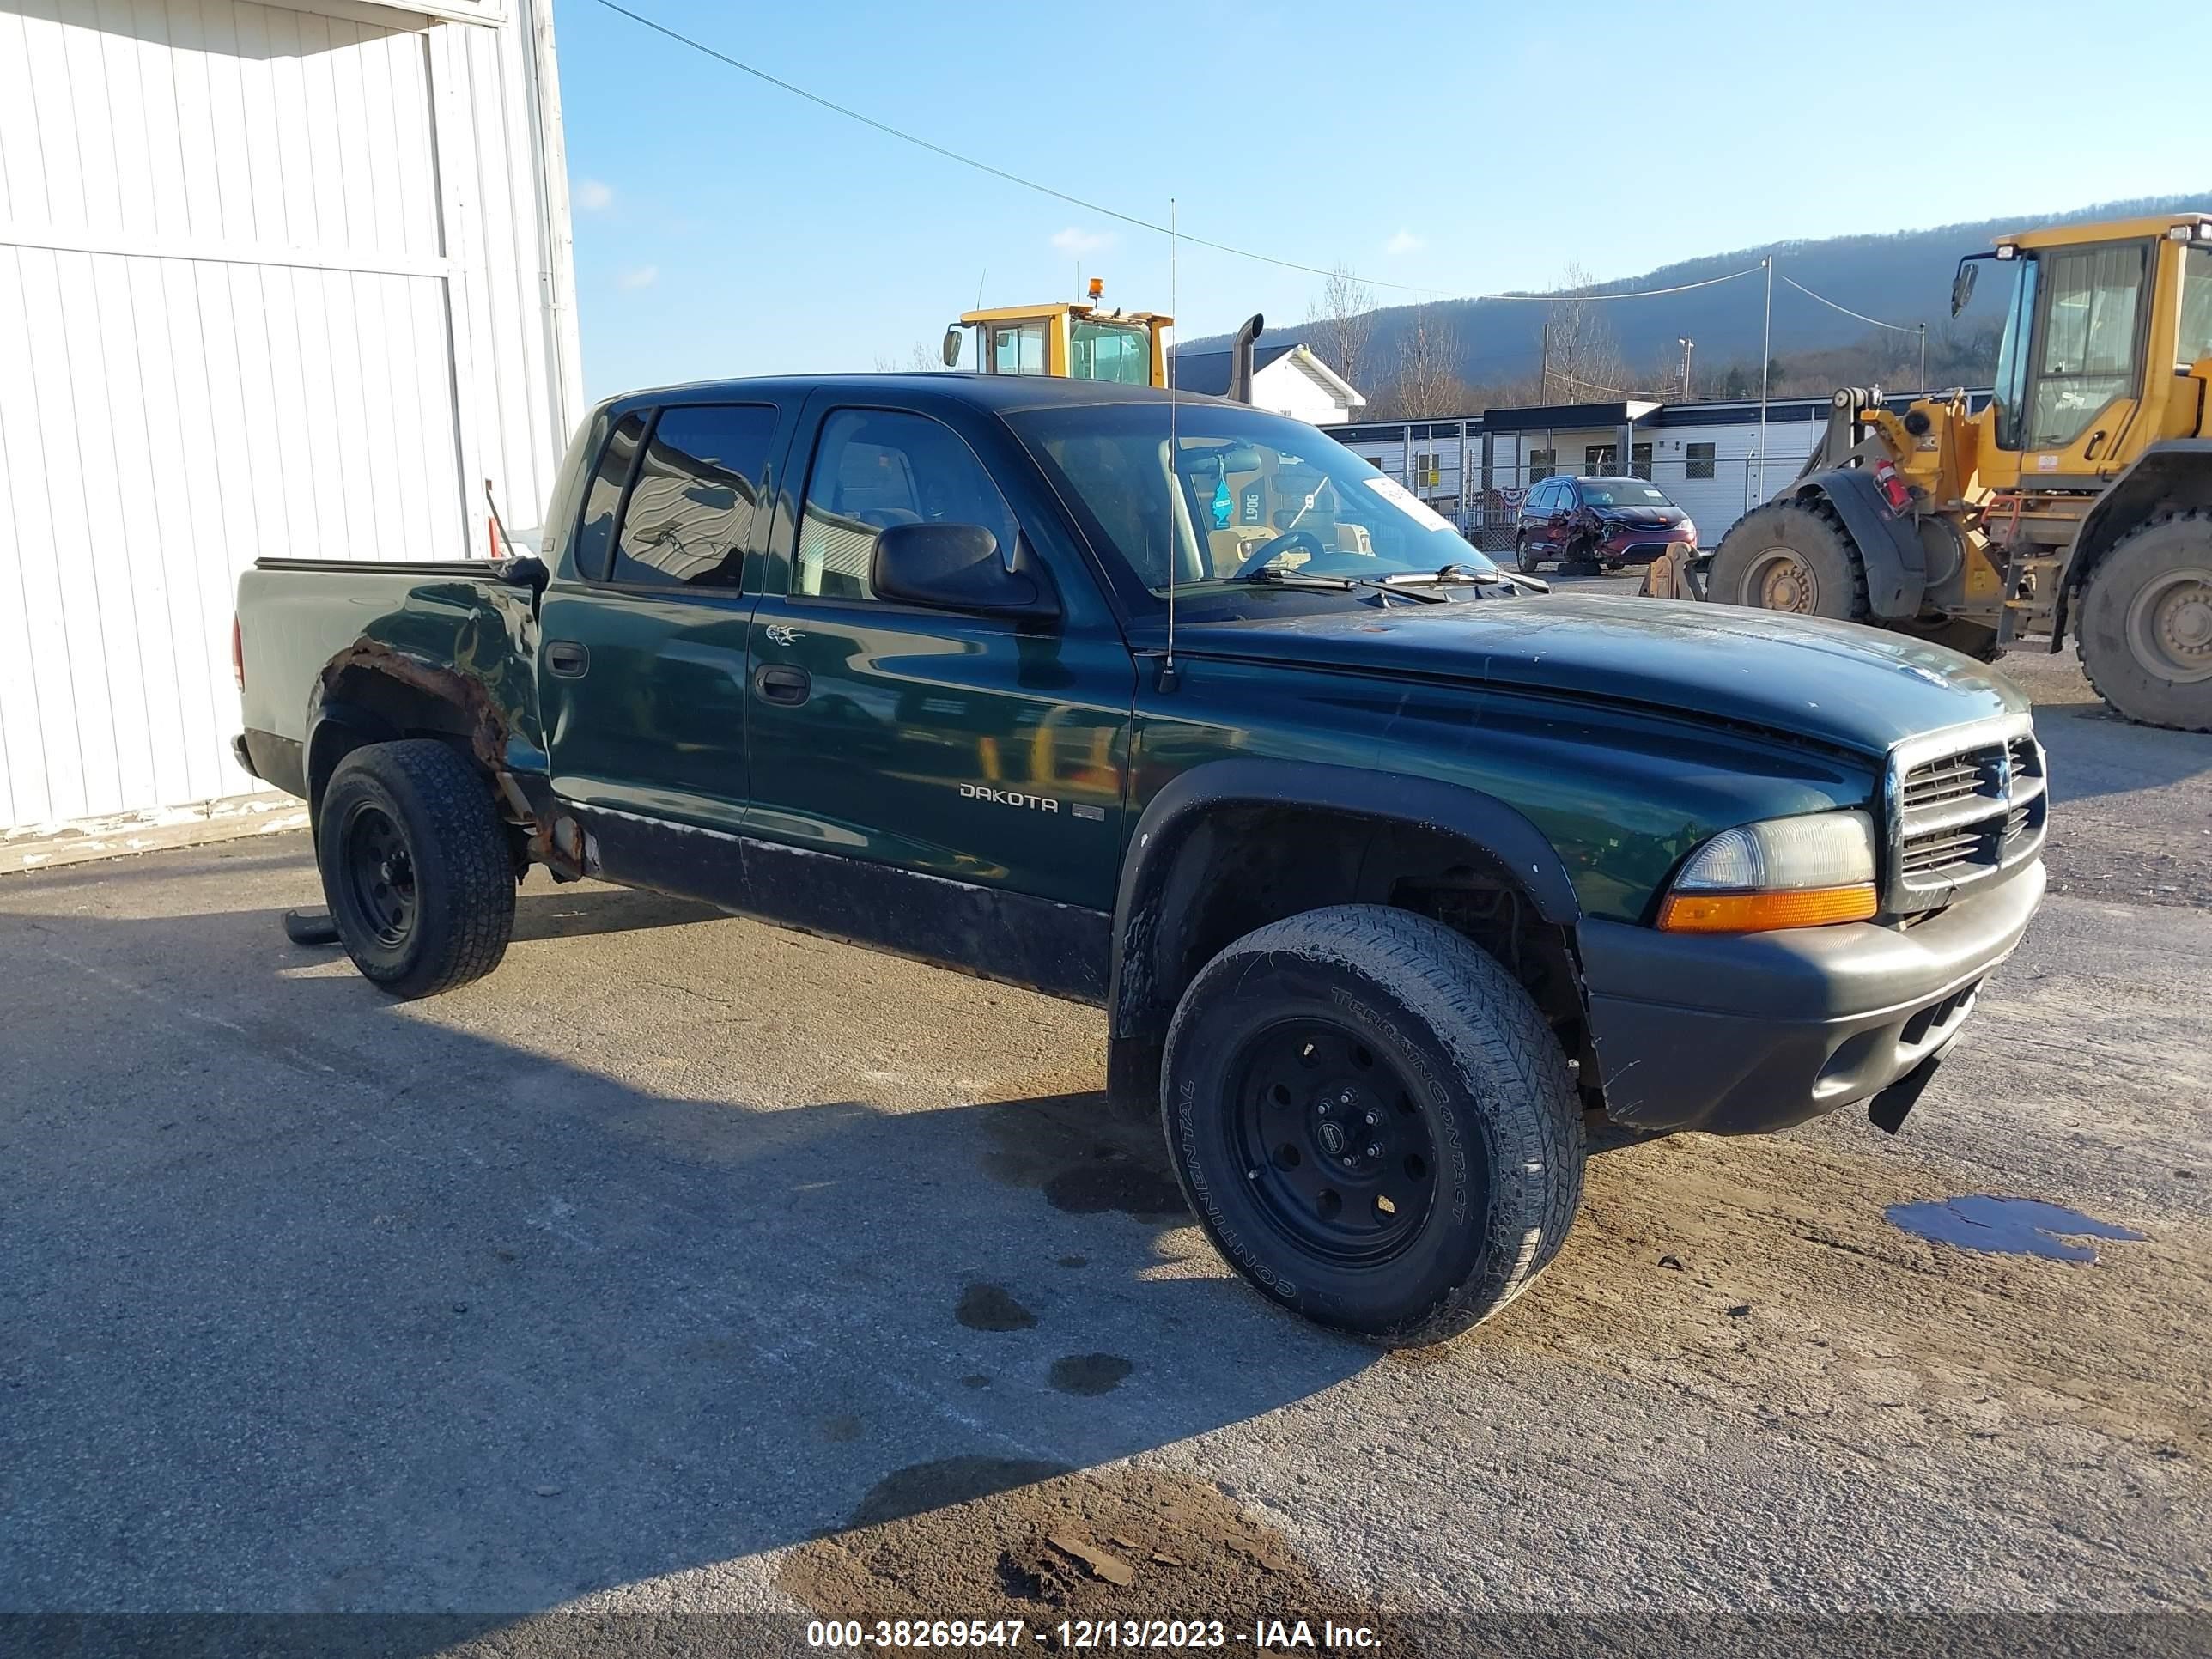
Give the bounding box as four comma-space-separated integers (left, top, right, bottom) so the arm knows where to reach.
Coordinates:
0, 0, 525, 835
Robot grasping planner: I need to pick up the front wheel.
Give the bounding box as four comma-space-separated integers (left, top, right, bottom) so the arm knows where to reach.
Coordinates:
2077, 510, 2212, 732
1516, 535, 1543, 575
318, 739, 517, 998
1161, 905, 1583, 1346
1708, 500, 1869, 621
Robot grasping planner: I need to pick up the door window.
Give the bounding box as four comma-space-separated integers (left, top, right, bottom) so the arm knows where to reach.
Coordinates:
2179, 246, 2212, 369
989, 322, 1048, 375
2027, 243, 2147, 450
795, 410, 1018, 601
575, 412, 647, 580
611, 404, 776, 586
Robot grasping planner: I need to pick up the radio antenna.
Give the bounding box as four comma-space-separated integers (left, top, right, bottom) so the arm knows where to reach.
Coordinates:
1164, 198, 1178, 679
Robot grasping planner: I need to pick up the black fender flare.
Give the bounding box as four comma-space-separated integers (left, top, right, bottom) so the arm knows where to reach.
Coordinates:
1793, 467, 1926, 619
1103, 757, 1582, 1109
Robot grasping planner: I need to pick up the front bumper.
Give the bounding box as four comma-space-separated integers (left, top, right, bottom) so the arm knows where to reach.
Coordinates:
1577, 860, 2045, 1135
1598, 524, 1695, 564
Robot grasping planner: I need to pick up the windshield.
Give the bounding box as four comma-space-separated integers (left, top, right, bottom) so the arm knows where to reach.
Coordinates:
1010, 403, 1497, 602
1579, 480, 1670, 507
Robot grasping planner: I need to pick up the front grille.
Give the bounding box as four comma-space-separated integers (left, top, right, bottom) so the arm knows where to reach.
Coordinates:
1888, 722, 2045, 912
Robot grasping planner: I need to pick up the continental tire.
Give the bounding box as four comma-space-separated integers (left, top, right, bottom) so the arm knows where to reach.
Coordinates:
318, 739, 516, 998
2077, 510, 2212, 732
1709, 499, 1869, 622
1161, 904, 1583, 1346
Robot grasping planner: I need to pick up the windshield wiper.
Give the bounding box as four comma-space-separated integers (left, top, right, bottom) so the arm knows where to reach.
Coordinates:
1381, 562, 1549, 595
1218, 566, 1356, 590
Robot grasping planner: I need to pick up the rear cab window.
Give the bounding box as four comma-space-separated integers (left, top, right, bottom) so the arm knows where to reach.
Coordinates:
575, 411, 647, 580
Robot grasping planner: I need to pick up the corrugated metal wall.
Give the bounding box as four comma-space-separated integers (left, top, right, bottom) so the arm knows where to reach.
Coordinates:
0, 0, 579, 836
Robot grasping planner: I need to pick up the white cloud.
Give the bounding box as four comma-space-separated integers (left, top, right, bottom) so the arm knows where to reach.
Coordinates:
617, 264, 659, 290
1384, 228, 1425, 256
1050, 226, 1115, 257
575, 178, 615, 212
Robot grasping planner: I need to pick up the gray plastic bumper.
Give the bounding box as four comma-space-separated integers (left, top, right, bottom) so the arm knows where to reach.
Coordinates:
1577, 860, 2045, 1135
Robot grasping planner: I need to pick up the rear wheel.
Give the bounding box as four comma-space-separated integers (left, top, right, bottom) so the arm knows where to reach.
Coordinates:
318, 739, 516, 997
1709, 500, 1869, 622
2078, 510, 2212, 732
1161, 904, 1583, 1346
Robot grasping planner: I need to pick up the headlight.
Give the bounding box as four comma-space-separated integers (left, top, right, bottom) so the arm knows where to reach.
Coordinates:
1680, 518, 1697, 544
1657, 810, 1878, 933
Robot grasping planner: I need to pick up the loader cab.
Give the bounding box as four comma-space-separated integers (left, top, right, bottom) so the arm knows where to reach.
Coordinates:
946, 283, 1171, 389
1957, 214, 2212, 478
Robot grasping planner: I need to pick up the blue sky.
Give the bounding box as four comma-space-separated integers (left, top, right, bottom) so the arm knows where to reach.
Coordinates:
554, 0, 2212, 400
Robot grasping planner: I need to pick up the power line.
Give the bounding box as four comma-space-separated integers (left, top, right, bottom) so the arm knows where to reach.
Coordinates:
587, 0, 1776, 316
1777, 272, 1923, 335
587, 0, 1443, 294
1495, 266, 1764, 302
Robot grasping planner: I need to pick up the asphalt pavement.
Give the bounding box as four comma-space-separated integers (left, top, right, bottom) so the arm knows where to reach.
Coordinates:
3, 609, 2207, 1650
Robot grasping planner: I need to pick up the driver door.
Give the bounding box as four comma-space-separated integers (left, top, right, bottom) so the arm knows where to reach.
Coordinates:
743, 397, 1136, 912
2020, 240, 2151, 479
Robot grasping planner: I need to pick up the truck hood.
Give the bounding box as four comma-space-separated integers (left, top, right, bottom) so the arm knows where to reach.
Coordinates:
1157, 593, 2027, 757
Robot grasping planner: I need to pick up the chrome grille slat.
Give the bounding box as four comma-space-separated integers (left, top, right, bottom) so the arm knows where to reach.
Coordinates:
1886, 718, 2045, 913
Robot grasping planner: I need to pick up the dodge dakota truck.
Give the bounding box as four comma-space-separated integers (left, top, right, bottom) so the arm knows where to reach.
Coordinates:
234, 374, 2047, 1346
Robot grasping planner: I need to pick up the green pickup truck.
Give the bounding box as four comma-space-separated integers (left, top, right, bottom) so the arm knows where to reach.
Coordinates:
234, 374, 2047, 1346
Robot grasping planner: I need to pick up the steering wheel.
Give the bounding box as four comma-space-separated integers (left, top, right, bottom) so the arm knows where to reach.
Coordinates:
1230, 529, 1326, 580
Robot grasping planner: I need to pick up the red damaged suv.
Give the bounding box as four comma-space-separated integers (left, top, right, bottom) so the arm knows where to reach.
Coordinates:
1515, 476, 1696, 575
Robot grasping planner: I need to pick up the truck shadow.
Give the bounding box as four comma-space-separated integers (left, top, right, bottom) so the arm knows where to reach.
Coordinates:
0, 894, 1374, 1631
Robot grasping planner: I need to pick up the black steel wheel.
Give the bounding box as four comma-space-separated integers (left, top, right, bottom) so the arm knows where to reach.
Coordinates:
1226, 1018, 1440, 1267
337, 801, 417, 949
316, 739, 516, 998
1163, 904, 1583, 1346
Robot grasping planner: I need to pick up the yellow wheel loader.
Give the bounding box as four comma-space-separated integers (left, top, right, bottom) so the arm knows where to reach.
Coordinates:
942, 280, 1267, 399
1695, 211, 2212, 731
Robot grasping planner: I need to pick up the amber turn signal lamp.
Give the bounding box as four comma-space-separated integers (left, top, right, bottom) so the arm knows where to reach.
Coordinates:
1657, 884, 1878, 933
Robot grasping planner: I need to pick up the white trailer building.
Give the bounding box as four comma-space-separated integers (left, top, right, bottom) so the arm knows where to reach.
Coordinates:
1328, 391, 1992, 550
1, 0, 580, 870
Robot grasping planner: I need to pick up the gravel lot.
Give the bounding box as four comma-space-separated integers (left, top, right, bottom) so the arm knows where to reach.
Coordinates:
3, 611, 2208, 1650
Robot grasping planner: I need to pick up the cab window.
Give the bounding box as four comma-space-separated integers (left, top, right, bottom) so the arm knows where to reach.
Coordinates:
611, 404, 775, 586
2179, 246, 2212, 369
794, 410, 1018, 601
575, 411, 647, 580
989, 322, 1048, 376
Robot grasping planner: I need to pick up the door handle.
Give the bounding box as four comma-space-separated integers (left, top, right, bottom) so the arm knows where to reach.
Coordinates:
545, 640, 590, 678
755, 664, 811, 706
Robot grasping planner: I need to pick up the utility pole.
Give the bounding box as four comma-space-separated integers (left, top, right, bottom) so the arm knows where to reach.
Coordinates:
1539, 321, 1551, 404
1676, 337, 1694, 403
1755, 257, 1773, 507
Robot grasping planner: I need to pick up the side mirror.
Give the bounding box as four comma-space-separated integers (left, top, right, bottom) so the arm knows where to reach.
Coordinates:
873, 522, 1059, 619
1950, 258, 1978, 318
941, 326, 963, 368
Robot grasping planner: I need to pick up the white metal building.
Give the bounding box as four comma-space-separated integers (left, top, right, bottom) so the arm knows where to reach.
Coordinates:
0, 0, 580, 866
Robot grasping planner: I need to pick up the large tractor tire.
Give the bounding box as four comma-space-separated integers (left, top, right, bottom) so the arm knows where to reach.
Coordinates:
2077, 510, 2212, 732
1708, 500, 1869, 623
1160, 904, 1583, 1347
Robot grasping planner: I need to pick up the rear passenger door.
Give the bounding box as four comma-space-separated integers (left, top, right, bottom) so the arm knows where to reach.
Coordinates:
538, 399, 793, 831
